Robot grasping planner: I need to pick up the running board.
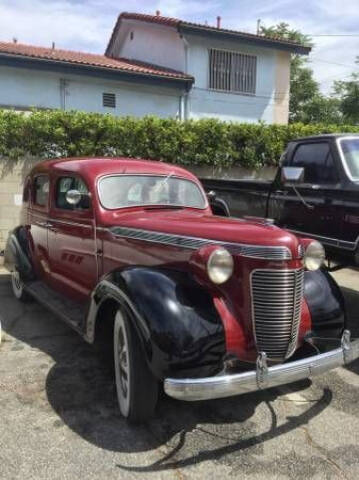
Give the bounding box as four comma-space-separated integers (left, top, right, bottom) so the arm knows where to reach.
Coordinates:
25, 280, 86, 335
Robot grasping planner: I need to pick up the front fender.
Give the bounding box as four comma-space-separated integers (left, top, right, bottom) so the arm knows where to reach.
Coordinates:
304, 269, 346, 337
4, 227, 34, 281
87, 267, 226, 380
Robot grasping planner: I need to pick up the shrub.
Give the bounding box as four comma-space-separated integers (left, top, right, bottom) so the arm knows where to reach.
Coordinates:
1, 109, 359, 169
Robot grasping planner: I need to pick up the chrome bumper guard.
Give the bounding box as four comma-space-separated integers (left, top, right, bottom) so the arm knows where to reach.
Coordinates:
164, 330, 359, 401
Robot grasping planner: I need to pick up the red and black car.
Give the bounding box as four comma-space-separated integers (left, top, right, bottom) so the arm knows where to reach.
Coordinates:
4, 157, 359, 423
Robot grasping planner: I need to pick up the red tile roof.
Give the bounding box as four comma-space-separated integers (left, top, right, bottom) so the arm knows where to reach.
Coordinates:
106, 12, 311, 56
0, 41, 193, 82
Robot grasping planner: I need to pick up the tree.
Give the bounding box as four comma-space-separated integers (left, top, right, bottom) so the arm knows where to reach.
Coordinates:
260, 23, 320, 122
300, 94, 343, 124
334, 58, 359, 124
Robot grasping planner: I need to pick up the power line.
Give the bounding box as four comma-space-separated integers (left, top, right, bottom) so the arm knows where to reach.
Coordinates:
309, 34, 359, 37
308, 58, 359, 69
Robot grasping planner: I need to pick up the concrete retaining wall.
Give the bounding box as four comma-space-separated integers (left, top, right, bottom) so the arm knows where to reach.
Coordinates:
0, 165, 24, 252
0, 158, 38, 253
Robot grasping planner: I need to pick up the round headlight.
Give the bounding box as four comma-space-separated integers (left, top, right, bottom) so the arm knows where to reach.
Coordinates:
304, 241, 325, 271
207, 248, 234, 284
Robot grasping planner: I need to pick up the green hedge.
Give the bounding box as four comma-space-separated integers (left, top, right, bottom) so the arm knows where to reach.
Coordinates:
1, 109, 359, 169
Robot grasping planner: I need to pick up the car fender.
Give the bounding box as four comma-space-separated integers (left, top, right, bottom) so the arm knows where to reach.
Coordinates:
86, 267, 226, 380
304, 269, 346, 337
4, 227, 35, 280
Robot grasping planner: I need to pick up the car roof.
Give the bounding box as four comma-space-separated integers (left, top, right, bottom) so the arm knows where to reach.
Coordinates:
291, 133, 359, 142
30, 157, 199, 183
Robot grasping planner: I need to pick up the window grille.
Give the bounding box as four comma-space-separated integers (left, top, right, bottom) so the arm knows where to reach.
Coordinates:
209, 49, 257, 94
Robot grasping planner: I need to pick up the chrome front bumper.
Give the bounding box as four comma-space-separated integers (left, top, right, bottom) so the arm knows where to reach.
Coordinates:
164, 330, 359, 401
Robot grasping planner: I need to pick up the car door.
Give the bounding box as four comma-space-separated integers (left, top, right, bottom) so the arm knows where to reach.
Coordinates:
277, 141, 341, 241
47, 174, 98, 304
28, 174, 51, 282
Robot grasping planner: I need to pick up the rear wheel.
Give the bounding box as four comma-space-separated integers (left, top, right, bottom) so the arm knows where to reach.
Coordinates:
11, 270, 31, 302
114, 308, 158, 423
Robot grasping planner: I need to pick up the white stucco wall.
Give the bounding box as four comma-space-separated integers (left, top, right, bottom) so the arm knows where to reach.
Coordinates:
0, 66, 181, 118
115, 19, 186, 72
111, 21, 290, 124
185, 35, 278, 123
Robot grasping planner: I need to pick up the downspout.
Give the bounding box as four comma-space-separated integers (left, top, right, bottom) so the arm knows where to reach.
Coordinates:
59, 79, 68, 110
180, 34, 190, 121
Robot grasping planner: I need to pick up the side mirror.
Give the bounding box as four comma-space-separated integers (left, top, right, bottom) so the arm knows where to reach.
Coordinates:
281, 167, 304, 184
207, 190, 217, 200
66, 189, 82, 206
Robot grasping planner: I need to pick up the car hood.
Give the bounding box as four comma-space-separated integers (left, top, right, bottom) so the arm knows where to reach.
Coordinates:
104, 209, 301, 257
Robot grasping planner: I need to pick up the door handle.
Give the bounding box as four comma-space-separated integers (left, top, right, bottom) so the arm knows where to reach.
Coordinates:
35, 221, 49, 227
46, 223, 58, 232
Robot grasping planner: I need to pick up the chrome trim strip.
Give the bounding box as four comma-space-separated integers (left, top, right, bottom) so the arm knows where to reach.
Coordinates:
109, 226, 293, 260
30, 212, 93, 229
48, 218, 93, 229
164, 330, 359, 401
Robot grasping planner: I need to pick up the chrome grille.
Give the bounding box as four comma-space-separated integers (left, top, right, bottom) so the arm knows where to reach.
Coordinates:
251, 269, 304, 361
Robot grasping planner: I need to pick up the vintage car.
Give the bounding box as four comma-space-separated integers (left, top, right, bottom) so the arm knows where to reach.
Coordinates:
4, 157, 359, 423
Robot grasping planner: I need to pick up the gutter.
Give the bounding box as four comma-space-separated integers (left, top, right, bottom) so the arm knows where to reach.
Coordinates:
0, 52, 194, 90
178, 24, 311, 55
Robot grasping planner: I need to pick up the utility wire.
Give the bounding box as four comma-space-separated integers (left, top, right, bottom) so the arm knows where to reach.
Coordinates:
309, 34, 359, 37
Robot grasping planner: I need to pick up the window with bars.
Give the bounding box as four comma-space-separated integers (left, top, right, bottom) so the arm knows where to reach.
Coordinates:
209, 49, 257, 94
103, 92, 116, 108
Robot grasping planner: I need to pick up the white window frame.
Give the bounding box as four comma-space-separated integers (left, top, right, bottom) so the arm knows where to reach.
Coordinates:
208, 48, 257, 95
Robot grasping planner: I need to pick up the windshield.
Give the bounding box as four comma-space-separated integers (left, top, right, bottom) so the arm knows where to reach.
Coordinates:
98, 174, 207, 210
339, 138, 359, 180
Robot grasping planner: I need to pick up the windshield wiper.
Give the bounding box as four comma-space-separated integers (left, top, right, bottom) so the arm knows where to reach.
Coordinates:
143, 205, 184, 210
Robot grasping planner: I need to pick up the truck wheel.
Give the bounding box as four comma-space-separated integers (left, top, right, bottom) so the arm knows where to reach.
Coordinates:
114, 308, 158, 423
11, 270, 31, 302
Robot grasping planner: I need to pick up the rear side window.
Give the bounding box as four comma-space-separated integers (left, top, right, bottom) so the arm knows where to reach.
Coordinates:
23, 177, 31, 203
291, 142, 338, 184
34, 176, 49, 207
56, 176, 90, 210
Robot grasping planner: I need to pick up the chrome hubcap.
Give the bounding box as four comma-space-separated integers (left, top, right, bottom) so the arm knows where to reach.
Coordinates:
12, 271, 23, 297
117, 326, 129, 398
114, 311, 131, 416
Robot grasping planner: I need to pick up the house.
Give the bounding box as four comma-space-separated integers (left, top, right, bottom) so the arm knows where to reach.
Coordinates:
0, 11, 310, 124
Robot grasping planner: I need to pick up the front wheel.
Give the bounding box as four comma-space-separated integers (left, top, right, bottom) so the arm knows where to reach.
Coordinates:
114, 308, 158, 423
11, 270, 31, 302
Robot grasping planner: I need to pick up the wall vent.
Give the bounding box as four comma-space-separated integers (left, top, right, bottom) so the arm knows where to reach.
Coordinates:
103, 92, 116, 108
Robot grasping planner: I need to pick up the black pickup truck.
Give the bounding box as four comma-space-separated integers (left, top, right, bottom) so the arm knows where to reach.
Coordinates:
203, 134, 359, 266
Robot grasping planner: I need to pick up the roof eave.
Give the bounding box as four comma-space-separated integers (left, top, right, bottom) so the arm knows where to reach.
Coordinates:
0, 52, 194, 89
178, 24, 311, 55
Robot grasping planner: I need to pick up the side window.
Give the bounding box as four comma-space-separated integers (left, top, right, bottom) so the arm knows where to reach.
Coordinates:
34, 176, 50, 207
291, 143, 338, 184
23, 177, 31, 203
56, 176, 90, 210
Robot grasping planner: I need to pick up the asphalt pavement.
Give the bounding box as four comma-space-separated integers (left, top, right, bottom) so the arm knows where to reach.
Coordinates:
1, 267, 359, 480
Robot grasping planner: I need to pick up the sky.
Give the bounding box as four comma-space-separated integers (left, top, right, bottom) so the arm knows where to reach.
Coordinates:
1, 0, 359, 94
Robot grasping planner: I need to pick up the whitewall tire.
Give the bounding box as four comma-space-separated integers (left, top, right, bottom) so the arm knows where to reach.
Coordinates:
113, 308, 158, 423
11, 270, 31, 302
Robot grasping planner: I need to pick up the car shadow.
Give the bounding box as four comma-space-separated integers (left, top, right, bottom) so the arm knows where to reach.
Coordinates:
0, 273, 339, 472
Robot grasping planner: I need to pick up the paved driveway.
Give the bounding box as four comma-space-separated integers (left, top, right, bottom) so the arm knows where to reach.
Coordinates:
1, 268, 359, 480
